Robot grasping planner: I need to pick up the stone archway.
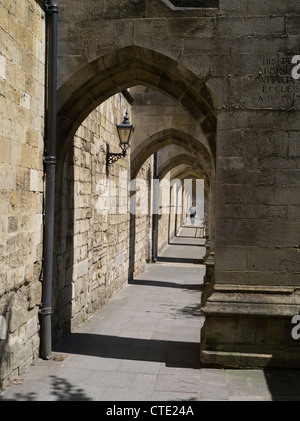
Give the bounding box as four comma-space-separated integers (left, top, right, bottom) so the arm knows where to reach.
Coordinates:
129, 126, 214, 263
131, 127, 212, 179
158, 154, 208, 182
53, 43, 218, 362
56, 46, 217, 173
166, 167, 207, 239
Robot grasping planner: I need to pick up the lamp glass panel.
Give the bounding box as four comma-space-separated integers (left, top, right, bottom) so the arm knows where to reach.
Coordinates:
117, 126, 132, 145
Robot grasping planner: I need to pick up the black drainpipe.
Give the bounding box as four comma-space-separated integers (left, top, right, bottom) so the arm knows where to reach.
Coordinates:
39, 0, 58, 360
152, 152, 159, 262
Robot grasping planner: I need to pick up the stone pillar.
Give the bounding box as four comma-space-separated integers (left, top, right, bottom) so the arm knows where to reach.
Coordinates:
200, 104, 300, 368
203, 169, 215, 286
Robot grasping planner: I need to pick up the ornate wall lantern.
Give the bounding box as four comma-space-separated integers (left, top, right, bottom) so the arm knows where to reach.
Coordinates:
106, 111, 135, 167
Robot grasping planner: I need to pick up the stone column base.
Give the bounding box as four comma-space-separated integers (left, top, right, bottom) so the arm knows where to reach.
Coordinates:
200, 284, 300, 369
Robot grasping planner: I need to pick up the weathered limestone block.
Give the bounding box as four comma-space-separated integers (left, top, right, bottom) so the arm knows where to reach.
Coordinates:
0, 0, 45, 389
200, 281, 300, 367
54, 91, 153, 339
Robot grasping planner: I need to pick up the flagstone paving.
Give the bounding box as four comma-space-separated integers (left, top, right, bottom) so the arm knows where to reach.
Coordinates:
1, 227, 300, 401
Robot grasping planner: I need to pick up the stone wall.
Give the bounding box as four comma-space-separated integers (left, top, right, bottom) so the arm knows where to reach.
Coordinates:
157, 173, 172, 254
0, 0, 45, 389
134, 159, 153, 273
53, 93, 153, 342
1, 0, 299, 388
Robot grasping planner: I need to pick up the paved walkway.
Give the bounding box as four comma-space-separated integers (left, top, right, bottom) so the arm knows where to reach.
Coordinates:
1, 226, 300, 401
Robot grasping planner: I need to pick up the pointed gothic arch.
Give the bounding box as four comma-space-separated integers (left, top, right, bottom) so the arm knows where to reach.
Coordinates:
56, 46, 217, 175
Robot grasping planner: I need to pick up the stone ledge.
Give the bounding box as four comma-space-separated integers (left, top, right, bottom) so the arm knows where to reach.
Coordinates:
201, 282, 300, 317
214, 284, 295, 293
201, 302, 300, 317
146, 0, 219, 18
200, 350, 273, 368
200, 311, 300, 368
164, 0, 219, 9
200, 349, 300, 369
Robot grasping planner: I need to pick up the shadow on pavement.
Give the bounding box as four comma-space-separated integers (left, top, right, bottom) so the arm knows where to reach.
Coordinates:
264, 369, 300, 401
156, 256, 204, 264
128, 279, 204, 292
53, 333, 201, 370
0, 375, 92, 401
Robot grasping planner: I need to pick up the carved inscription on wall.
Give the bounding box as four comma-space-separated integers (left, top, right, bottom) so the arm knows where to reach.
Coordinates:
256, 56, 300, 107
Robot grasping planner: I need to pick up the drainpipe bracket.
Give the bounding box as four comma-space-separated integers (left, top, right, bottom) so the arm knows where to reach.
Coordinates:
39, 307, 52, 316
45, 1, 58, 14
43, 155, 56, 165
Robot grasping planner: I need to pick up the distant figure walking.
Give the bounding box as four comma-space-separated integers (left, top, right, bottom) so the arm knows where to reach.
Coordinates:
189, 203, 196, 225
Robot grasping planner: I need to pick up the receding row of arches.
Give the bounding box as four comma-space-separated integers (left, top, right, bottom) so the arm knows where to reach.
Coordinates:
52, 46, 217, 343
